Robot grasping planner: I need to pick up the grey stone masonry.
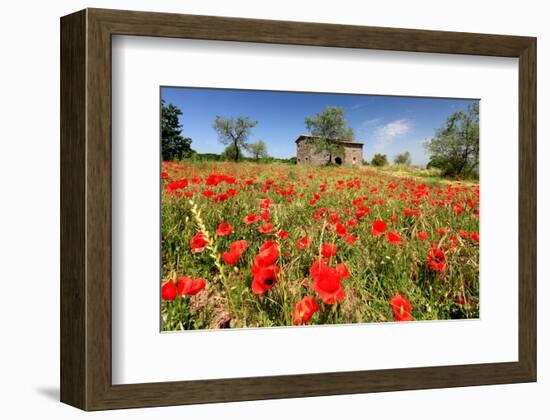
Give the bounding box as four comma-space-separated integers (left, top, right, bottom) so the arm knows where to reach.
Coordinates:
295, 135, 363, 165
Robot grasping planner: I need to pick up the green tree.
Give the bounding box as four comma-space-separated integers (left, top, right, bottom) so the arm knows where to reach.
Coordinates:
247, 140, 269, 161
425, 103, 479, 178
161, 100, 193, 161
394, 151, 412, 165
304, 106, 355, 164
213, 116, 257, 162
221, 144, 240, 161
371, 153, 388, 167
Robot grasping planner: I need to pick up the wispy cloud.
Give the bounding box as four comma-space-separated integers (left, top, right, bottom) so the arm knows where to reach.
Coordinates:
373, 119, 411, 149
356, 117, 383, 139
361, 117, 383, 127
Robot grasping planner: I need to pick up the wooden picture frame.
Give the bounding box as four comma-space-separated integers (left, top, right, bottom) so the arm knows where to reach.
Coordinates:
60, 8, 536, 411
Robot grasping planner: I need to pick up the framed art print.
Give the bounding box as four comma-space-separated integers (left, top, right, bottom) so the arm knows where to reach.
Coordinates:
60, 8, 536, 410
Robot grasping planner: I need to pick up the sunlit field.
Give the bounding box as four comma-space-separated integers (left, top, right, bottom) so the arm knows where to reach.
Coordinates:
161, 161, 479, 331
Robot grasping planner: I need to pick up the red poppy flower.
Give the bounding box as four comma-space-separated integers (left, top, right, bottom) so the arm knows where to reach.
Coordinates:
292, 296, 320, 325
386, 231, 401, 246
254, 240, 279, 267
389, 294, 413, 321
251, 264, 280, 295
259, 222, 273, 234
216, 222, 233, 237
335, 263, 349, 279
449, 235, 459, 248
190, 232, 209, 254
345, 234, 357, 245
177, 276, 206, 296
260, 211, 271, 221
321, 243, 337, 257
310, 259, 348, 304
403, 208, 420, 217
278, 230, 289, 240
347, 218, 358, 228
222, 240, 248, 265
309, 257, 328, 278
470, 232, 480, 242
390, 215, 398, 223
452, 204, 464, 215
161, 171, 169, 180
371, 220, 387, 236
417, 231, 429, 241
335, 222, 348, 237
457, 229, 468, 238
161, 280, 177, 301
213, 192, 229, 203
260, 197, 273, 209
296, 236, 311, 250
165, 179, 188, 192
428, 248, 446, 271
244, 213, 258, 225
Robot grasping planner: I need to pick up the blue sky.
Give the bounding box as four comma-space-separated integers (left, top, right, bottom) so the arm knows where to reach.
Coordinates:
161, 87, 478, 166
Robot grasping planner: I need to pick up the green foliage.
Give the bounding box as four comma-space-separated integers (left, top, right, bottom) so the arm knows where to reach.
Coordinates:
371, 153, 388, 167
188, 151, 296, 165
221, 144, 240, 161
213, 116, 257, 162
247, 140, 269, 161
394, 151, 412, 165
305, 106, 355, 164
161, 100, 194, 161
426, 155, 448, 170
425, 103, 479, 178
190, 152, 223, 163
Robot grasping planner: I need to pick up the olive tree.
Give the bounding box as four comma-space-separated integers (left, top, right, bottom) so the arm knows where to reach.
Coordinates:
247, 140, 269, 161
304, 106, 355, 164
213, 116, 257, 162
425, 103, 479, 178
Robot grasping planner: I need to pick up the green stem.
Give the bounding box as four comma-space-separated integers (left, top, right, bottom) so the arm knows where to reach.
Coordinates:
188, 199, 237, 315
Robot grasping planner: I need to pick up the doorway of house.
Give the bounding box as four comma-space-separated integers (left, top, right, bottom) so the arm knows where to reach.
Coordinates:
335, 157, 342, 165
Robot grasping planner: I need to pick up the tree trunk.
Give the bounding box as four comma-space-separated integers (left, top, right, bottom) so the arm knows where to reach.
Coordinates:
234, 140, 239, 162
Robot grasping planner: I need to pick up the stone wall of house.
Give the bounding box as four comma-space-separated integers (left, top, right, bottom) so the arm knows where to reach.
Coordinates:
296, 140, 333, 164
343, 145, 363, 165
296, 139, 363, 165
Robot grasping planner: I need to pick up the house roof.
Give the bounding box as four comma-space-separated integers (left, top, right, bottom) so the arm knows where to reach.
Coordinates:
295, 135, 364, 146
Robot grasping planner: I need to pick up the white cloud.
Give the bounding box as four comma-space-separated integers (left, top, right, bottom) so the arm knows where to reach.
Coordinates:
373, 119, 411, 149
355, 117, 383, 139
361, 117, 383, 127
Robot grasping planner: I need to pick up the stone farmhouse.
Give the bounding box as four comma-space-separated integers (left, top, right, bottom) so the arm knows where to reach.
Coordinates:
295, 135, 363, 165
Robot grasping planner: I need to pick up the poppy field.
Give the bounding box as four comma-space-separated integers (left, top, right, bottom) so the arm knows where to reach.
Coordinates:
161, 161, 479, 331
